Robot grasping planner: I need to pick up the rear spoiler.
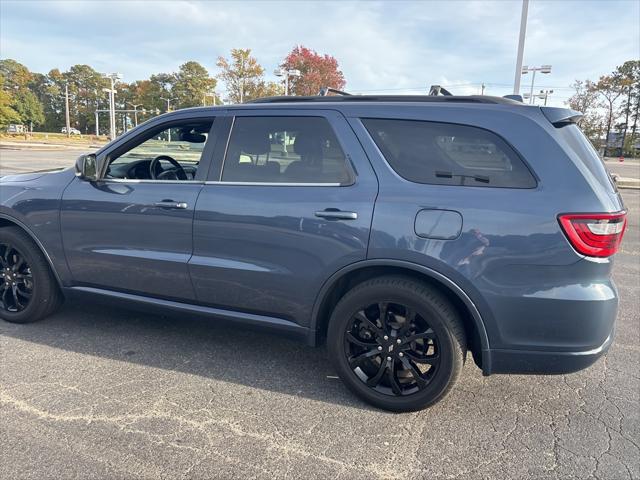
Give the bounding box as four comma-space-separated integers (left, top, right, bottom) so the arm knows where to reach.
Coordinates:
541, 107, 583, 127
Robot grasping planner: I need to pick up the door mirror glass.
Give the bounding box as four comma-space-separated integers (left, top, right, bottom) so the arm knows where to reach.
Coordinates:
75, 154, 98, 181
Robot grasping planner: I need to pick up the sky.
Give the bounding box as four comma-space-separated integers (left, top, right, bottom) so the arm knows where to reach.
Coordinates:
1, 0, 639, 107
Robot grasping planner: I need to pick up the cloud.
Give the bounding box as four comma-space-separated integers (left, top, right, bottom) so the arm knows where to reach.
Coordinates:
1, 0, 638, 106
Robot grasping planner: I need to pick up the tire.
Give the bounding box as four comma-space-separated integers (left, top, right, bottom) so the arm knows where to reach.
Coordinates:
0, 226, 63, 323
327, 276, 466, 412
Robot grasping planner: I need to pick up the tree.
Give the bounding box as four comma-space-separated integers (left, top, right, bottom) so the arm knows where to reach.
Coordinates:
14, 89, 44, 130
172, 61, 217, 108
216, 48, 265, 103
0, 60, 49, 130
594, 75, 625, 156
613, 60, 640, 156
566, 80, 604, 148
0, 59, 32, 91
0, 82, 21, 128
281, 46, 346, 96
36, 69, 65, 132
64, 64, 109, 133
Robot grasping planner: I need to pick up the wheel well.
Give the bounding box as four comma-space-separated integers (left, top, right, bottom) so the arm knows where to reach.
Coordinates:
314, 266, 484, 369
0, 216, 64, 289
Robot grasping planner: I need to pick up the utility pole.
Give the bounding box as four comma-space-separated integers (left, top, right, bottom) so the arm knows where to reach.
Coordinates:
481, 83, 486, 95
513, 0, 529, 95
64, 83, 71, 138
95, 111, 99, 136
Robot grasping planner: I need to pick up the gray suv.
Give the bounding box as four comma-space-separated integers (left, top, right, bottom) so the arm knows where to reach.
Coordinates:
0, 95, 627, 411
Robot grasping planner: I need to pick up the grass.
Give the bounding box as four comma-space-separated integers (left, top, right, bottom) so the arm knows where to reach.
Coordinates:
0, 132, 109, 146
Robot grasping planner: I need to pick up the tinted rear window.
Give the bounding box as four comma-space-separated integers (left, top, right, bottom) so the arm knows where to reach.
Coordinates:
556, 124, 616, 193
362, 118, 536, 188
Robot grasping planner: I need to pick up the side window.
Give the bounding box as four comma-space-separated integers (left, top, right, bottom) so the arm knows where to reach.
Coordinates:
107, 120, 213, 181
363, 118, 536, 188
221, 116, 352, 184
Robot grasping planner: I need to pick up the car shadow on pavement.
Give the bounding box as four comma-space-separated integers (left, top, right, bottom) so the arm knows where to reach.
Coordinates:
0, 298, 376, 410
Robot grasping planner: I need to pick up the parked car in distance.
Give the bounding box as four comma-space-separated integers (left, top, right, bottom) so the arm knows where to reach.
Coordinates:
0, 94, 626, 411
6, 124, 25, 134
61, 127, 81, 135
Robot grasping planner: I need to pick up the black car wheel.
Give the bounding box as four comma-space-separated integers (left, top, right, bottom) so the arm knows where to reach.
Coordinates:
328, 276, 466, 412
0, 226, 62, 323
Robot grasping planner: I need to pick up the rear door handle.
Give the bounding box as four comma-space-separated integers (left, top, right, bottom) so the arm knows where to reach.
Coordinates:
314, 210, 358, 220
153, 201, 189, 210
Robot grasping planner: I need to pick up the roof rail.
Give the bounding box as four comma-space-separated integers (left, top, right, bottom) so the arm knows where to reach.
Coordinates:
318, 87, 351, 96
503, 94, 524, 102
246, 95, 523, 105
428, 85, 453, 96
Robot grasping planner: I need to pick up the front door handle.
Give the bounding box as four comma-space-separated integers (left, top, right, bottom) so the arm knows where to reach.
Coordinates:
153, 200, 189, 210
314, 209, 358, 220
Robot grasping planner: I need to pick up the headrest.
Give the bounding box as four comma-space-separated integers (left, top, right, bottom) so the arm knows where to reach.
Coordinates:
293, 132, 323, 158
234, 129, 270, 155
179, 131, 207, 143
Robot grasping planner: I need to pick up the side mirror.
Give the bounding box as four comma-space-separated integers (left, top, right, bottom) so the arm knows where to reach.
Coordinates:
75, 154, 99, 181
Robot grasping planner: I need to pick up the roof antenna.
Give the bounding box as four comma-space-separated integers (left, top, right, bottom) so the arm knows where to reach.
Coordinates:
428, 85, 453, 96
318, 87, 352, 96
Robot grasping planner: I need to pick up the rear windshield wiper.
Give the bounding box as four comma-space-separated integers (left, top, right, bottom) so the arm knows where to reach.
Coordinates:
435, 171, 490, 184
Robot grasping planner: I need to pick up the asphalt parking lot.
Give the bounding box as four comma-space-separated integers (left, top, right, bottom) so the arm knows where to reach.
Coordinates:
0, 149, 639, 479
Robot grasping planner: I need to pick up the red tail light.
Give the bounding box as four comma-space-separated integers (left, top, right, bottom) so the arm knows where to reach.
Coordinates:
558, 212, 627, 257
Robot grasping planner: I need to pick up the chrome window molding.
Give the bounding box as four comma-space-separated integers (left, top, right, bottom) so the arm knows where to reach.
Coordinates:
204, 181, 343, 187
101, 178, 205, 184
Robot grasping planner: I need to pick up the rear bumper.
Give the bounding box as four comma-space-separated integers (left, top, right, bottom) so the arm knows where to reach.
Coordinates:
479, 270, 618, 375
483, 329, 614, 375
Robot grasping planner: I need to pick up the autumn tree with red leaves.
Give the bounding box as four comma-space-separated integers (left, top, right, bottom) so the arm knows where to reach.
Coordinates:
280, 46, 346, 96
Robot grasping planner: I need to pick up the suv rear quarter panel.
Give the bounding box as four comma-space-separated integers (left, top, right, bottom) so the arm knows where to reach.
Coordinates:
344, 104, 620, 354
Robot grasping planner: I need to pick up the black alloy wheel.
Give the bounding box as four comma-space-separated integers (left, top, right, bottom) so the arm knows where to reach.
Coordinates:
0, 243, 33, 313
327, 276, 466, 412
344, 302, 440, 396
0, 226, 63, 323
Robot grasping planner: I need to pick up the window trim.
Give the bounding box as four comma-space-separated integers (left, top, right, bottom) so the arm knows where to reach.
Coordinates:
216, 114, 356, 187
98, 117, 217, 183
361, 117, 538, 189
204, 181, 343, 187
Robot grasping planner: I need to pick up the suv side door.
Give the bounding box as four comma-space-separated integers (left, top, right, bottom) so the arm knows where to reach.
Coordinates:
190, 109, 378, 327
60, 112, 218, 301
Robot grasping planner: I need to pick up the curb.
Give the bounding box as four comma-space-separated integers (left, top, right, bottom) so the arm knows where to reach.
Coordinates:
611, 174, 640, 190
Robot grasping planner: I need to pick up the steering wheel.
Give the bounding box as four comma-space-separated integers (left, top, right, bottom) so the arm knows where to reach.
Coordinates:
149, 155, 188, 180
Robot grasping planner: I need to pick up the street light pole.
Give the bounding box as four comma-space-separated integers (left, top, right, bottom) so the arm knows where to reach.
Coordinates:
203, 91, 217, 106
521, 65, 552, 104
127, 103, 143, 126
513, 0, 529, 95
64, 83, 71, 138
528, 69, 537, 103
274, 68, 302, 96
524, 89, 554, 105
102, 73, 122, 139
160, 97, 173, 112
160, 97, 174, 141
